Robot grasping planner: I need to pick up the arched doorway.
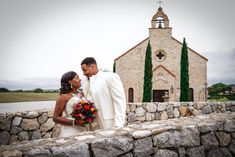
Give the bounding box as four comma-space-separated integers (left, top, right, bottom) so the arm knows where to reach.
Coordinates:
189, 88, 194, 102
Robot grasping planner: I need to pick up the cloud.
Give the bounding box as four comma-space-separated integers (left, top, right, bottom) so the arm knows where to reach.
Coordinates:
0, 0, 235, 89
0, 77, 60, 90
206, 48, 235, 86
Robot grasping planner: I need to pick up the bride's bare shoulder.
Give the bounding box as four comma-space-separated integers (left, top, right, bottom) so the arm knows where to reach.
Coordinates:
56, 93, 72, 102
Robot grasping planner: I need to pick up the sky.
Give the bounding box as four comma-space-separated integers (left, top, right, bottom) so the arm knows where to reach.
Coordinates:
0, 0, 235, 90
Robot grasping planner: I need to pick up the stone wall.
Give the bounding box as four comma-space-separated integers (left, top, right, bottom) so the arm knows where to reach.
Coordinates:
126, 101, 235, 125
1, 112, 235, 157
0, 102, 234, 146
0, 109, 61, 145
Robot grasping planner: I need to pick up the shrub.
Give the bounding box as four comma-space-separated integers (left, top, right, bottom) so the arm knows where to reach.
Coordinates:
0, 87, 10, 92
34, 88, 43, 93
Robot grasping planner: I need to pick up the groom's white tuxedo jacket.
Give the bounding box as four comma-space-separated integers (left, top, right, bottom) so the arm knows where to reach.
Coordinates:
81, 71, 126, 128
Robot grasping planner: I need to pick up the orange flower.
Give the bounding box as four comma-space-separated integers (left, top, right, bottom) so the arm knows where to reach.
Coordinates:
90, 108, 95, 112
78, 120, 84, 125
80, 99, 85, 104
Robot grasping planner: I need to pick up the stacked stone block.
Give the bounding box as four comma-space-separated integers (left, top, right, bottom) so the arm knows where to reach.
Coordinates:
0, 101, 235, 146
126, 101, 235, 125
0, 113, 234, 157
0, 110, 61, 145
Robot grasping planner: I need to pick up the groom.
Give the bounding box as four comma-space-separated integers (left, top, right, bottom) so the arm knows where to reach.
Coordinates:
80, 57, 126, 129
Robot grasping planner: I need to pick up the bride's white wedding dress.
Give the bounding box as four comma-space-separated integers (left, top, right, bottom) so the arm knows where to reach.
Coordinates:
60, 93, 87, 137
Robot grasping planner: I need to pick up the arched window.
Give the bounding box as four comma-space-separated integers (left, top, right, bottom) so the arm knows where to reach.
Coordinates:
128, 88, 134, 102
156, 17, 164, 28
189, 88, 194, 102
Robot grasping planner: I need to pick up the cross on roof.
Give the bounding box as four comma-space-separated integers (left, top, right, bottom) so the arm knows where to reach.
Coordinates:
157, 0, 163, 8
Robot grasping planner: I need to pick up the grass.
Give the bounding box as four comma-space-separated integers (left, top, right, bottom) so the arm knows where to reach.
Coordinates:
208, 94, 235, 102
0, 92, 59, 103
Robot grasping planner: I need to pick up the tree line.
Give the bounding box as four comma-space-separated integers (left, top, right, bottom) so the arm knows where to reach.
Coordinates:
208, 83, 234, 96
0, 87, 59, 93
207, 83, 235, 101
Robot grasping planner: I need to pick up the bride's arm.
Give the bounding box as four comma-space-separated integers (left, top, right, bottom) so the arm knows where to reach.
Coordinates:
53, 94, 74, 126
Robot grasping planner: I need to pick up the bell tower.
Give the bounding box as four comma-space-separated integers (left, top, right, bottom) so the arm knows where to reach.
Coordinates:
149, 0, 173, 44
151, 0, 170, 28
151, 7, 170, 29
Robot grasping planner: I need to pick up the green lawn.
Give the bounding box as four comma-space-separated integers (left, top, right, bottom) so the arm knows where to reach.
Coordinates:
208, 94, 235, 101
0, 92, 59, 103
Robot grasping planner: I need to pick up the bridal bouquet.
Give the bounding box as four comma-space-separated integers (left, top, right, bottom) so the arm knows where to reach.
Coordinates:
71, 97, 98, 127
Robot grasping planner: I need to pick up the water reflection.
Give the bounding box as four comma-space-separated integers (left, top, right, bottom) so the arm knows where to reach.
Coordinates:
0, 101, 56, 113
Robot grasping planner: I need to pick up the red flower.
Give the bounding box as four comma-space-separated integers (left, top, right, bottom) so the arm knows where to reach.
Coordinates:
86, 117, 92, 122
84, 105, 90, 110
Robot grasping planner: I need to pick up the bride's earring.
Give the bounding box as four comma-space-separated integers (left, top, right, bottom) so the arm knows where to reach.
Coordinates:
70, 83, 73, 89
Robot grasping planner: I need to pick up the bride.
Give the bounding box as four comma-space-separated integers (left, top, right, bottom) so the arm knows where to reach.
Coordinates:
53, 71, 88, 137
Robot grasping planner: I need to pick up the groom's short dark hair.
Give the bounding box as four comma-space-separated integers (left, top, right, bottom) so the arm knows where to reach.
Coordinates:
81, 57, 97, 65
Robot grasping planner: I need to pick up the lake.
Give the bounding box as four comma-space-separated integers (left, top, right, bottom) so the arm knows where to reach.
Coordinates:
0, 101, 56, 113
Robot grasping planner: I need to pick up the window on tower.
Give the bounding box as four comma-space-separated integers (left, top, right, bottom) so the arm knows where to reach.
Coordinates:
156, 17, 164, 28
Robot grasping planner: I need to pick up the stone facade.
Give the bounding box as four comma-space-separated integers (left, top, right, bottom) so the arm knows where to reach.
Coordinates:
114, 7, 208, 102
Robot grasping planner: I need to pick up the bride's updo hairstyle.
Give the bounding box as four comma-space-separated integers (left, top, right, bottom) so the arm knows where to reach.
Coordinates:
59, 71, 77, 95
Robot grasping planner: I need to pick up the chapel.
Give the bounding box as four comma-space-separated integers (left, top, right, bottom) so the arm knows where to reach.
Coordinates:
114, 6, 208, 102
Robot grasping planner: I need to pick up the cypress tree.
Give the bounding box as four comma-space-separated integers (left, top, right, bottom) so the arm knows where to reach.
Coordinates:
180, 38, 190, 101
142, 41, 153, 102
113, 61, 116, 73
